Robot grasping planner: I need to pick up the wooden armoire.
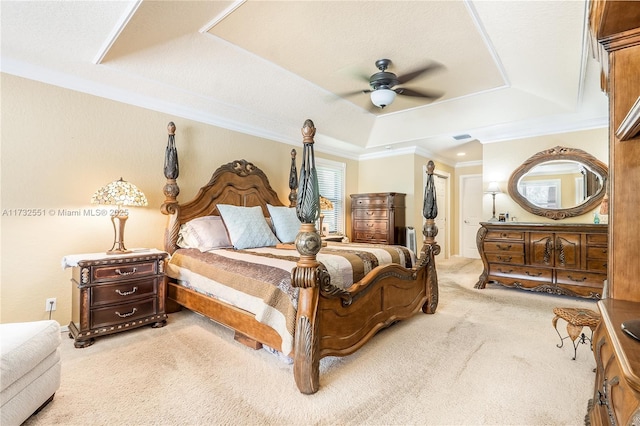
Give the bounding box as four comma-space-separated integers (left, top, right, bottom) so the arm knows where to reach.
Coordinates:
587, 2, 640, 425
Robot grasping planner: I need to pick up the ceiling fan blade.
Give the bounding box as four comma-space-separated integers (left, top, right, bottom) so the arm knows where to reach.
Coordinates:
394, 87, 443, 99
396, 63, 443, 85
338, 89, 371, 98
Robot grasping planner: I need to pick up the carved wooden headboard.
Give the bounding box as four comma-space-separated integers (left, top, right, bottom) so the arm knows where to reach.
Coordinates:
160, 123, 295, 254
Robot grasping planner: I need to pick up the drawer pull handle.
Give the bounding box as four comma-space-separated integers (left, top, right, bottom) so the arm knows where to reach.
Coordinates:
497, 268, 513, 274
567, 275, 587, 283
366, 223, 374, 227
115, 267, 137, 276
497, 256, 512, 262
525, 271, 542, 277
366, 211, 374, 215
115, 286, 138, 296
496, 244, 512, 250
115, 308, 137, 318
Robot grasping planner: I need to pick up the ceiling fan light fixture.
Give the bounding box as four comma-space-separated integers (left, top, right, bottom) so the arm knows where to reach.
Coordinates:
370, 88, 396, 109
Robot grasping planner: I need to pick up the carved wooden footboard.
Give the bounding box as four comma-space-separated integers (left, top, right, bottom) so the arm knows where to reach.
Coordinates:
161, 119, 439, 394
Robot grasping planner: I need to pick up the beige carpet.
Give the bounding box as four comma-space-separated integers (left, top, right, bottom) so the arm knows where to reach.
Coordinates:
25, 257, 598, 425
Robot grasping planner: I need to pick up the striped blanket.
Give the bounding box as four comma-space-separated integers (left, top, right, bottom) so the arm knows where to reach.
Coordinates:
166, 242, 414, 355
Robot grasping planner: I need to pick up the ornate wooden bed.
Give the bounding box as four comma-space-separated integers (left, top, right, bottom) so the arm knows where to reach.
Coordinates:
160, 119, 440, 394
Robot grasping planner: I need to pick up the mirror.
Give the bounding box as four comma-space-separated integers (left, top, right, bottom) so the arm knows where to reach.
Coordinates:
508, 146, 608, 220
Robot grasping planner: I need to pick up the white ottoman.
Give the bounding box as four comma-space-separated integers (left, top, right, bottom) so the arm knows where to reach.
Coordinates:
1, 320, 61, 425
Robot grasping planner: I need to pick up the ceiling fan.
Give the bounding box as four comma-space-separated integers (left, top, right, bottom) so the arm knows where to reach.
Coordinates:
351, 59, 443, 110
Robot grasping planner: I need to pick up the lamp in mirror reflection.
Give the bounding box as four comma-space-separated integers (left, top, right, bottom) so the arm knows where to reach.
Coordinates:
486, 181, 502, 222
319, 195, 334, 237
91, 178, 148, 254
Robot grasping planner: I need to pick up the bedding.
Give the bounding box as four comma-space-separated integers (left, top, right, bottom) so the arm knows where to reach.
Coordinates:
166, 242, 415, 355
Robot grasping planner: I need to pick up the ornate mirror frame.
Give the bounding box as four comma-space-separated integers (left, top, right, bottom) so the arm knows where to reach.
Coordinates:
508, 146, 608, 220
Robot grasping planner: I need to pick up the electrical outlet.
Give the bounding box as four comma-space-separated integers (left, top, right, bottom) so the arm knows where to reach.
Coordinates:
45, 297, 56, 312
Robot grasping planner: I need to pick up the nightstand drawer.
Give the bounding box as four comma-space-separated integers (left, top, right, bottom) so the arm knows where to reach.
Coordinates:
91, 298, 157, 329
92, 260, 157, 283
90, 277, 159, 307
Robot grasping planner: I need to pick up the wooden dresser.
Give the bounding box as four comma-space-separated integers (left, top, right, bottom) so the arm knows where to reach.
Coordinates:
350, 192, 405, 245
475, 222, 608, 299
587, 2, 640, 424
68, 251, 168, 348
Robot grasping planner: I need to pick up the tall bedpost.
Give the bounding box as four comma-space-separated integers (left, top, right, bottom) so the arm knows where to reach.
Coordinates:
420, 160, 440, 314
161, 122, 181, 253
291, 119, 323, 394
288, 149, 298, 207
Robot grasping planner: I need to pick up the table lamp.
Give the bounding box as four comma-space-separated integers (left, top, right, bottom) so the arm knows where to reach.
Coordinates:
319, 195, 334, 237
486, 181, 502, 222
91, 178, 148, 254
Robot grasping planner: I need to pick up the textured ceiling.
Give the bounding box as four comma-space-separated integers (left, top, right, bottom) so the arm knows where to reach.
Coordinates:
0, 0, 608, 165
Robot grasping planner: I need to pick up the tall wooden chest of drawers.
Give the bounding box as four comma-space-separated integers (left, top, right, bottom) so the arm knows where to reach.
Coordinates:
67, 251, 168, 348
475, 222, 608, 299
350, 192, 406, 245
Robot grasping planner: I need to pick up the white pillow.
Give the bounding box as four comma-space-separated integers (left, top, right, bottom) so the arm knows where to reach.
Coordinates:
267, 204, 301, 243
177, 216, 232, 252
217, 204, 279, 249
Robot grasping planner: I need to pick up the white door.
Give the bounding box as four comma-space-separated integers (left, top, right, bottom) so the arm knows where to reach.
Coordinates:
423, 165, 449, 259
460, 174, 482, 258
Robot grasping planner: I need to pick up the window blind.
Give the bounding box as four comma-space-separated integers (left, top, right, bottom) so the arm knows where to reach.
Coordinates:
316, 158, 345, 234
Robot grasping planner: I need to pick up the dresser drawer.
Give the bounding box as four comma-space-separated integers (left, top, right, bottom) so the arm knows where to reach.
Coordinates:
353, 196, 389, 207
90, 277, 158, 307
489, 264, 552, 282
484, 241, 524, 254
587, 246, 608, 260
586, 233, 607, 245
555, 270, 606, 288
354, 231, 388, 243
354, 220, 389, 233
485, 231, 525, 241
586, 259, 608, 272
91, 260, 158, 283
485, 252, 525, 265
90, 298, 157, 329
354, 209, 389, 219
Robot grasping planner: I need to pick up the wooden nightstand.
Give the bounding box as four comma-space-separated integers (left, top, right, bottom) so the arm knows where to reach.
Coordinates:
64, 250, 168, 348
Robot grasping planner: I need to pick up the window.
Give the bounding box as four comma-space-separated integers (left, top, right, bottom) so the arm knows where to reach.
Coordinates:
316, 158, 345, 234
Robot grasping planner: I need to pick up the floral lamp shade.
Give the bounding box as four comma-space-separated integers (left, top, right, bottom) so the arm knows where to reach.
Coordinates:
91, 178, 148, 254
91, 178, 148, 207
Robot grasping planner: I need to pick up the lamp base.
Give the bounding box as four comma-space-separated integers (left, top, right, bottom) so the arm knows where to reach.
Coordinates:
106, 214, 130, 255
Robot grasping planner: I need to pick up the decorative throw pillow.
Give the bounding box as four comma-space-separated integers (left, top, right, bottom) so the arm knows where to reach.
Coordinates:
176, 215, 232, 252
267, 204, 301, 243
217, 204, 279, 249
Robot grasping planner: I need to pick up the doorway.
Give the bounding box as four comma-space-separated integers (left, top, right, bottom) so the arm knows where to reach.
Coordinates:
459, 174, 482, 258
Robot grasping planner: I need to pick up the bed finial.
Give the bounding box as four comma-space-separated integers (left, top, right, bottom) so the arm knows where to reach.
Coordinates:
161, 123, 181, 255
419, 160, 440, 314
162, 122, 180, 214
289, 149, 298, 207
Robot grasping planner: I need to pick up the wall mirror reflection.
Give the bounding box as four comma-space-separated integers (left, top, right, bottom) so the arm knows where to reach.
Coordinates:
508, 147, 608, 220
